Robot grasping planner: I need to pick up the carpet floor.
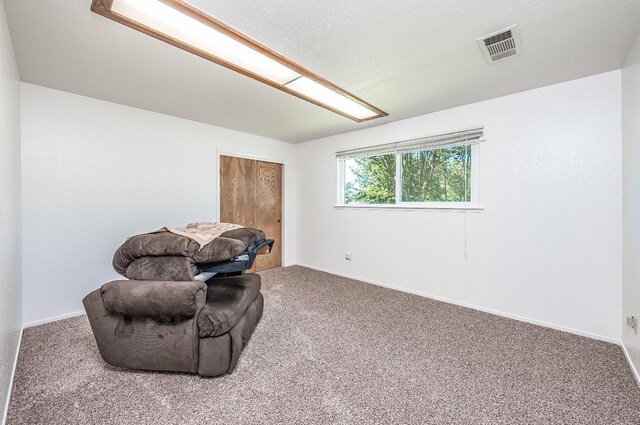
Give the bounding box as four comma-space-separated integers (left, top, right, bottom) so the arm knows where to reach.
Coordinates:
6, 266, 640, 424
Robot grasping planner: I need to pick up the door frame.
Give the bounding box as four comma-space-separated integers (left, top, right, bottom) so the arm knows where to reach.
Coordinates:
216, 149, 287, 266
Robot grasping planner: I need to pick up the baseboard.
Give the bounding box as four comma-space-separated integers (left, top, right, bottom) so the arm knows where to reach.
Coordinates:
294, 263, 620, 345
23, 310, 85, 329
2, 327, 23, 425
622, 342, 640, 387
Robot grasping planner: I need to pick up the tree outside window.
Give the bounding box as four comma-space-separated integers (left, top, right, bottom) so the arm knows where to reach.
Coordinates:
343, 145, 472, 205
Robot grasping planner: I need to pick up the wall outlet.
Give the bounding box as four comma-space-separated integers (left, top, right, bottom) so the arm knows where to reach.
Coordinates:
627, 316, 637, 330
345, 252, 352, 261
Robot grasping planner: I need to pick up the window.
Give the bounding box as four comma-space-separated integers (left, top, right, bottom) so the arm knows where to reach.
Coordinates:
338, 127, 483, 208
344, 153, 397, 204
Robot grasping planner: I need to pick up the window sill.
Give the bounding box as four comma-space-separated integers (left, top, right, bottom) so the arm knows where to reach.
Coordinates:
334, 204, 484, 211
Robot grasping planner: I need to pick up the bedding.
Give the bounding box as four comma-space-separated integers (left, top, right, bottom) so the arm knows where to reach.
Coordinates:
132, 222, 244, 247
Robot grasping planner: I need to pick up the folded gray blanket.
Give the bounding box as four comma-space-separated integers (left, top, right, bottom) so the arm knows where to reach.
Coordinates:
113, 228, 265, 281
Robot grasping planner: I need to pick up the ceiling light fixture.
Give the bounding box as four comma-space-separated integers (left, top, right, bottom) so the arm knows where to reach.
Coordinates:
91, 0, 387, 122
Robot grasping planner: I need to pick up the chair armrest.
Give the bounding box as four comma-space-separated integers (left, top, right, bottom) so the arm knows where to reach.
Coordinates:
101, 280, 206, 318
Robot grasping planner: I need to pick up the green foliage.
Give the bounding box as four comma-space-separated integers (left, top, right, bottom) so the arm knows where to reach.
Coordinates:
402, 145, 471, 202
344, 146, 471, 204
344, 153, 396, 204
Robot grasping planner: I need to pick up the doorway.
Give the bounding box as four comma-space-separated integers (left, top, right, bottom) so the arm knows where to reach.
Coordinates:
219, 155, 283, 272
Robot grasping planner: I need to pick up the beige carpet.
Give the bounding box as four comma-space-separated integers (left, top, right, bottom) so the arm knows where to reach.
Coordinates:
7, 266, 640, 424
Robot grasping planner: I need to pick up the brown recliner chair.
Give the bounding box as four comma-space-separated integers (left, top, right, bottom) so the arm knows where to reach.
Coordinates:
83, 273, 263, 377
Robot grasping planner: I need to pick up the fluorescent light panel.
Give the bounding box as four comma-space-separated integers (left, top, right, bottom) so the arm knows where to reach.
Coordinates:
94, 0, 386, 122
111, 0, 299, 85
285, 77, 378, 120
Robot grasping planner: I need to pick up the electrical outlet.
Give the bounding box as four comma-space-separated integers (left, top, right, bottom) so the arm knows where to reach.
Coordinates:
345, 252, 352, 261
627, 316, 637, 330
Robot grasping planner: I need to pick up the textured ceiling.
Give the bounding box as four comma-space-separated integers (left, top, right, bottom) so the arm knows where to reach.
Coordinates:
4, 0, 640, 142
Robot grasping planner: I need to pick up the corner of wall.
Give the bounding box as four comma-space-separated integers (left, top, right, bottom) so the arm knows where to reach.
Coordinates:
0, 1, 24, 421
621, 31, 640, 388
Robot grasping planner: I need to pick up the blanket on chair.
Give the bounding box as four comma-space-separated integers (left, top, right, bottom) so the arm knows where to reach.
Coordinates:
136, 222, 244, 247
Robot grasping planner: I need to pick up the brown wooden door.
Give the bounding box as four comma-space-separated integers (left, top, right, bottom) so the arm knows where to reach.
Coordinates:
220, 155, 282, 272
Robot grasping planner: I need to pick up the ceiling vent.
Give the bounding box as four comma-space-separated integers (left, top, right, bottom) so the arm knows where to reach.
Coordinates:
478, 25, 521, 63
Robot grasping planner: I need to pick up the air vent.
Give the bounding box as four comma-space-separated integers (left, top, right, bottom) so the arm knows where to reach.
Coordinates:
478, 25, 521, 63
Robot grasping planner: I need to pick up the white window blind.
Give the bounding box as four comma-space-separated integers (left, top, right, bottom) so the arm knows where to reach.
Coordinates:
336, 127, 484, 160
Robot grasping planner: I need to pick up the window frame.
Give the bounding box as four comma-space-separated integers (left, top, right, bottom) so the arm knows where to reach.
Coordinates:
336, 144, 481, 210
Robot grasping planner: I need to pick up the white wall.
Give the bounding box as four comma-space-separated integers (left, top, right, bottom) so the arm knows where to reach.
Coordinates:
20, 83, 297, 325
0, 1, 22, 422
296, 71, 622, 342
622, 36, 640, 381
